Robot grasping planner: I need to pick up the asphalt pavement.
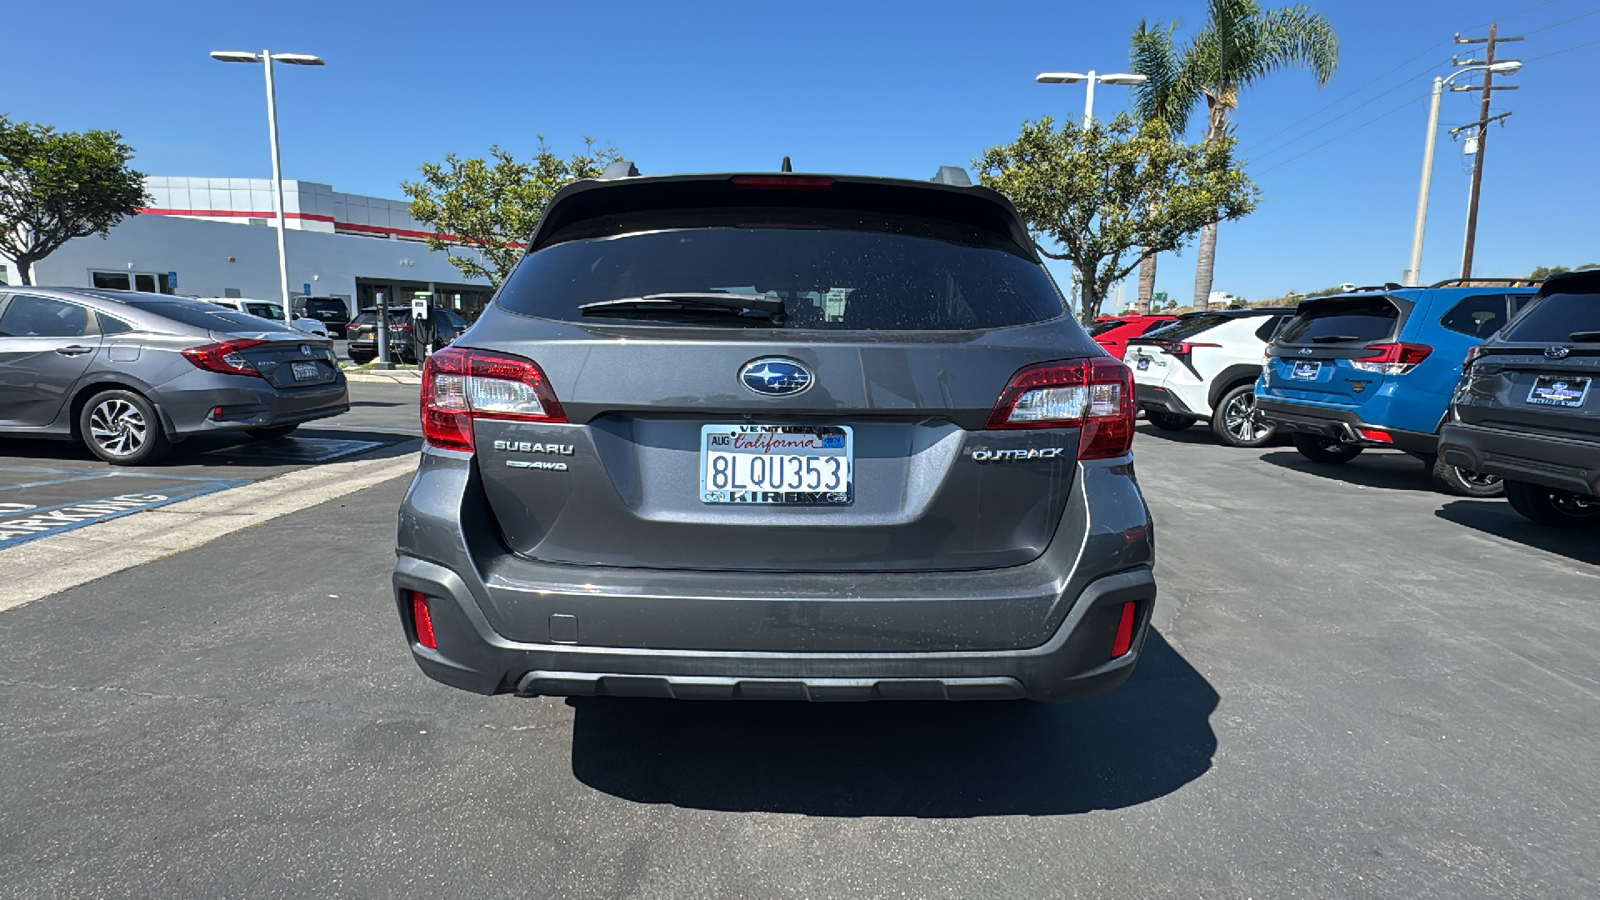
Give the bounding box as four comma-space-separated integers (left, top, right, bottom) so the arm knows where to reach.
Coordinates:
1, 411, 1597, 898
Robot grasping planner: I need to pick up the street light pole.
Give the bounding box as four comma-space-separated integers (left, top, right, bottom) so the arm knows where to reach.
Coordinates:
1035, 70, 1147, 128
209, 49, 325, 332
1402, 59, 1520, 286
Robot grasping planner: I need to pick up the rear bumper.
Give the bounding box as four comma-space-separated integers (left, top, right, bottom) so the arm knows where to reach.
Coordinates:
1256, 398, 1435, 455
1439, 422, 1600, 496
392, 449, 1157, 702
157, 370, 350, 438
1136, 382, 1200, 417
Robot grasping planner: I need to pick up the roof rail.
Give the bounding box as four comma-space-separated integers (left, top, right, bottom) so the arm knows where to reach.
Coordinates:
930, 166, 973, 187
600, 160, 641, 179
1348, 283, 1402, 293
1426, 277, 1541, 288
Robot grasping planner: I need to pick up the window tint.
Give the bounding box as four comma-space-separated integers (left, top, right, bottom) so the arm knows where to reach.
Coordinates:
1502, 292, 1600, 343
497, 221, 1064, 331
1138, 319, 1176, 335
1255, 315, 1287, 342
0, 295, 92, 338
1439, 293, 1510, 338
1089, 319, 1129, 337
123, 300, 295, 333
1277, 298, 1400, 344
243, 302, 287, 321
351, 313, 376, 326
1137, 313, 1231, 342
97, 313, 137, 335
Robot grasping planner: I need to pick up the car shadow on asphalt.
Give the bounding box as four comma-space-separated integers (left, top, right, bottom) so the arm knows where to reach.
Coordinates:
1435, 499, 1600, 566
1133, 423, 1291, 447
0, 428, 417, 471
566, 629, 1218, 817
1258, 449, 1435, 492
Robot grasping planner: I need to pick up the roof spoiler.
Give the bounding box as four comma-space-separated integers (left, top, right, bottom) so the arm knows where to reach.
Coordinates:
930, 166, 973, 187
600, 160, 641, 179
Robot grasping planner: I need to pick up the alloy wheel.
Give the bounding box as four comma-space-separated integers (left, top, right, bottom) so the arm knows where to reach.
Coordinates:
1223, 392, 1261, 443
88, 399, 147, 458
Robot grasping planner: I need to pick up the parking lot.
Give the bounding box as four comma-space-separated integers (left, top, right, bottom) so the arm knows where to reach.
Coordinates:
1, 390, 1594, 898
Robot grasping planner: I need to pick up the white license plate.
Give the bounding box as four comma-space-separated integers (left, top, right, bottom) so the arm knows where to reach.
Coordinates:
290, 361, 320, 381
1527, 375, 1590, 408
700, 424, 853, 505
1291, 361, 1322, 380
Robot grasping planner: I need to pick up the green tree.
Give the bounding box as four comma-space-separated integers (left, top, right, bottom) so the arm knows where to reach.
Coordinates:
1129, 18, 1197, 314
402, 137, 619, 287
1529, 265, 1570, 280
0, 118, 149, 285
1184, 0, 1339, 310
974, 114, 1258, 323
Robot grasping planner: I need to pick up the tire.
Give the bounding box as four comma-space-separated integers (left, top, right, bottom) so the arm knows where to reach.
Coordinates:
78, 389, 170, 466
246, 424, 299, 441
1210, 383, 1276, 448
1147, 411, 1197, 432
1291, 432, 1364, 464
1503, 480, 1600, 529
1427, 455, 1503, 497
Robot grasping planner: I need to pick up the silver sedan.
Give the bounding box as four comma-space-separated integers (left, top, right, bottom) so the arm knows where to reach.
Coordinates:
0, 287, 349, 465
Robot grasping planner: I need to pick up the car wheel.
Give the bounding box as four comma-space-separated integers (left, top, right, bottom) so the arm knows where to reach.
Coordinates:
246, 424, 299, 441
1503, 480, 1600, 529
79, 389, 171, 466
1210, 383, 1276, 448
1427, 455, 1503, 497
1146, 411, 1197, 432
1290, 432, 1363, 464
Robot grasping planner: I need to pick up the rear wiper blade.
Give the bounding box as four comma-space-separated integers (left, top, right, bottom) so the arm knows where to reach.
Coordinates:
1569, 330, 1600, 342
1310, 334, 1362, 343
578, 293, 785, 322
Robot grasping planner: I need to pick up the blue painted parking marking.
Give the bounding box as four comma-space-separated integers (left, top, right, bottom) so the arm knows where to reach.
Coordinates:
0, 467, 248, 548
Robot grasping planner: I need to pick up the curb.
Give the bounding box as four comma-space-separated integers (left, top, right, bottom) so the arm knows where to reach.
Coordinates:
345, 371, 422, 384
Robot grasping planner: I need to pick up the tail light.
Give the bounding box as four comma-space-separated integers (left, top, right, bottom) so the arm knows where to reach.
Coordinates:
1351, 342, 1432, 374
730, 175, 834, 190
421, 346, 566, 452
390, 323, 413, 332
180, 339, 266, 378
986, 357, 1135, 459
1157, 341, 1221, 356
1462, 344, 1486, 373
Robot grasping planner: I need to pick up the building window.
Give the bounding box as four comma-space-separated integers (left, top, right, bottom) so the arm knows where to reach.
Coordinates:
248, 218, 269, 226
0, 264, 8, 285
92, 271, 133, 290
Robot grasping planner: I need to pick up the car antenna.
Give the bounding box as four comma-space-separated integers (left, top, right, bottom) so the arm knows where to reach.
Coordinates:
781, 156, 792, 173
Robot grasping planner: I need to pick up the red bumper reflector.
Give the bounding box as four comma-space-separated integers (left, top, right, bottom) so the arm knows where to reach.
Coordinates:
1358, 428, 1394, 443
1111, 601, 1137, 658
411, 592, 437, 649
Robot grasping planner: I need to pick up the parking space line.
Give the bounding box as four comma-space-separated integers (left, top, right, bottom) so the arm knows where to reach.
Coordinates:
0, 480, 247, 548
0, 474, 121, 492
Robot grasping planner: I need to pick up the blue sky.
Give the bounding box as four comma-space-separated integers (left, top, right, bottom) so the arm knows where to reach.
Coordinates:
7, 0, 1598, 304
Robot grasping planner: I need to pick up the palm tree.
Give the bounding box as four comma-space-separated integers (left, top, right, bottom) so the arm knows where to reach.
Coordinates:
1129, 20, 1197, 314
1186, 0, 1338, 310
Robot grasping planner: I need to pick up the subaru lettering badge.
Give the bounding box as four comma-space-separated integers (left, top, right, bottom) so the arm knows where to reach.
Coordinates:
739, 358, 813, 396
1545, 346, 1570, 359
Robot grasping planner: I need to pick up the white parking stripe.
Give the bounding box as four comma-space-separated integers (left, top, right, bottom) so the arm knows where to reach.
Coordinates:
0, 452, 419, 613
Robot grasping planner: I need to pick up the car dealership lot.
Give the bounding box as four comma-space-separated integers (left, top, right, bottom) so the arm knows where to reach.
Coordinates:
0, 420, 1596, 898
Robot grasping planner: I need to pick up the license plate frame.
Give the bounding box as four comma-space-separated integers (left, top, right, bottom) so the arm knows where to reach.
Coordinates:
1291, 360, 1322, 380
290, 361, 320, 381
1526, 374, 1591, 408
700, 424, 853, 506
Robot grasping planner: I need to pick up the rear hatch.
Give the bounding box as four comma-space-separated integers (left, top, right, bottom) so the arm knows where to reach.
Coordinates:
1125, 313, 1228, 382
1461, 283, 1600, 439
1263, 295, 1415, 408
348, 310, 409, 346
228, 331, 340, 388
436, 174, 1127, 573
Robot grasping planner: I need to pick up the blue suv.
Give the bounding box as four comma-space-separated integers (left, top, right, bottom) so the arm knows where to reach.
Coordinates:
1255, 280, 1539, 495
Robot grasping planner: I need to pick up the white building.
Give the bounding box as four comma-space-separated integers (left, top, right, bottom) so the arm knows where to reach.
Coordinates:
9, 177, 494, 320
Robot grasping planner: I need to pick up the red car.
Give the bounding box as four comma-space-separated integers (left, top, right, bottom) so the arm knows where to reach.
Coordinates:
1089, 314, 1181, 359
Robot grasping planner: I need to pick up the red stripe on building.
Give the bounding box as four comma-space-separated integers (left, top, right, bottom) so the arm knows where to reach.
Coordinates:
139, 207, 336, 223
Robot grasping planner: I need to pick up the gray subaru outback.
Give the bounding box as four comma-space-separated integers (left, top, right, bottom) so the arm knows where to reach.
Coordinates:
393, 168, 1157, 702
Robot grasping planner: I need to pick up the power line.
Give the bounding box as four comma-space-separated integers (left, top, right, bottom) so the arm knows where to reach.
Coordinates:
1254, 92, 1431, 176
1514, 5, 1598, 33
1524, 34, 1600, 59
1248, 62, 1445, 160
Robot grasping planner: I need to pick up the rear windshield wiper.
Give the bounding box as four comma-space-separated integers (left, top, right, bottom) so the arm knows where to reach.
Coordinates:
1569, 330, 1600, 342
1310, 334, 1363, 343
578, 292, 785, 324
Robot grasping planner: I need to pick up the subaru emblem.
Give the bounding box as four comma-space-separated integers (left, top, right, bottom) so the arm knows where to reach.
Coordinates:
740, 358, 813, 396
1545, 346, 1570, 359
300, 345, 313, 358
1298, 348, 1313, 357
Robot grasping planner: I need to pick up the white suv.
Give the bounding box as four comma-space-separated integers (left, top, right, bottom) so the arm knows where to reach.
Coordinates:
198, 297, 330, 339
1124, 308, 1293, 447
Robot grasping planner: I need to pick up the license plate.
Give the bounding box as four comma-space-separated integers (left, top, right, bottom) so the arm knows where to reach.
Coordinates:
1291, 361, 1322, 380
1526, 375, 1590, 408
290, 361, 320, 381
1136, 358, 1151, 371
700, 424, 853, 505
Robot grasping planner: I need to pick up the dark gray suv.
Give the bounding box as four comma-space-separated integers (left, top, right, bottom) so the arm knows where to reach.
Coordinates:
0, 288, 347, 465
393, 169, 1157, 701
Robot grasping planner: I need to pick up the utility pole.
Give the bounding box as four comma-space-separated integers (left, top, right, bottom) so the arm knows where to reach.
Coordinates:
1454, 24, 1522, 279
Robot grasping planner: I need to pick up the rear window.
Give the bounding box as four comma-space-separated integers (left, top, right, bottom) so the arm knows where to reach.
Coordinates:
496, 216, 1064, 331
1277, 298, 1400, 344
303, 299, 346, 313
1502, 292, 1600, 343
1137, 313, 1231, 342
125, 300, 295, 333
1089, 319, 1130, 337
1439, 293, 1514, 339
